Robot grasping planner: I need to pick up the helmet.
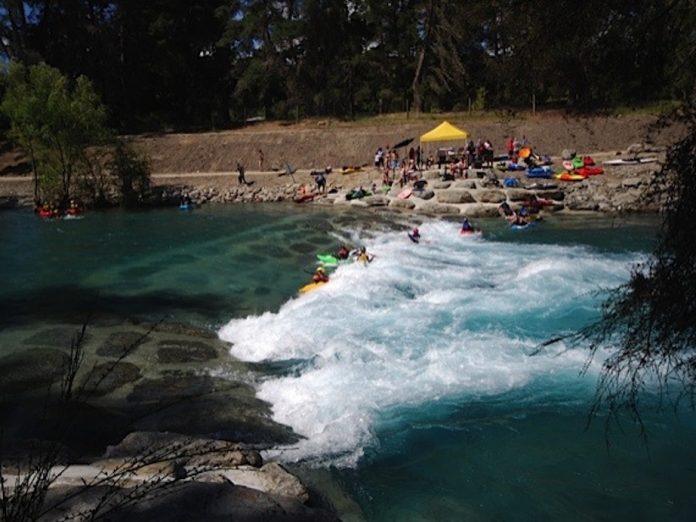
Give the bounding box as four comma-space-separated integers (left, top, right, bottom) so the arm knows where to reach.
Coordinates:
317, 267, 325, 273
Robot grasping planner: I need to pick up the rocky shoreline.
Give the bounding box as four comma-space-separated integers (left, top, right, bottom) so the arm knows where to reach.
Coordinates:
0, 157, 663, 217
143, 156, 664, 217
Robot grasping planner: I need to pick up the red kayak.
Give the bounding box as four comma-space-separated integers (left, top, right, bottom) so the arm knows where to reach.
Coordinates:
576, 166, 604, 178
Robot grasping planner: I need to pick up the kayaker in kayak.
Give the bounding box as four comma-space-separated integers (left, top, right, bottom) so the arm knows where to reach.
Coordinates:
461, 218, 474, 232
336, 245, 351, 260
355, 246, 374, 264
312, 266, 329, 283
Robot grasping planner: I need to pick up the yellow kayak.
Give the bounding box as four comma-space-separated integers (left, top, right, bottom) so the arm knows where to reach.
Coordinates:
554, 171, 584, 182
299, 281, 327, 294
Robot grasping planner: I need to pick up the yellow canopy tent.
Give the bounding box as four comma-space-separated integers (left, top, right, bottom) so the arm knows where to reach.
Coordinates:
420, 121, 469, 142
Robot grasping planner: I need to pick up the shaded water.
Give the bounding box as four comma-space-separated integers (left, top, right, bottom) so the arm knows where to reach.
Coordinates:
1, 205, 694, 520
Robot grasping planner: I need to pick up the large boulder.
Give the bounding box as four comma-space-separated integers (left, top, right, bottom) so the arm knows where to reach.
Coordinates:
476, 190, 507, 204
453, 179, 477, 189
436, 190, 476, 204
362, 195, 389, 207
200, 462, 309, 503
505, 189, 531, 202
458, 203, 497, 218
418, 202, 459, 214
389, 198, 415, 210
413, 189, 435, 200
103, 432, 263, 469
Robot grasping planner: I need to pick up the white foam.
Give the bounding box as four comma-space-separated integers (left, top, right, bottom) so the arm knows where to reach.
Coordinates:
218, 220, 639, 466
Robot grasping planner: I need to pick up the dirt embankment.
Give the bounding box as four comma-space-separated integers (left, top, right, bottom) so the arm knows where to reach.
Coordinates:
134, 113, 677, 174
0, 112, 681, 206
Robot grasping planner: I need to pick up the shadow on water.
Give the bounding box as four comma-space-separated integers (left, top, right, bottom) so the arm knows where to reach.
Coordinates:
0, 285, 236, 327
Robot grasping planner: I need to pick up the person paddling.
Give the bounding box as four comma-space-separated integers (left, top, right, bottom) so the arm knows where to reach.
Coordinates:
355, 246, 374, 265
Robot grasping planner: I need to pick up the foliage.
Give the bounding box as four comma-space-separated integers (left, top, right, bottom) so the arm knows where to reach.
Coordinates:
570, 95, 696, 429
0, 62, 110, 203
108, 140, 151, 208
0, 1, 693, 130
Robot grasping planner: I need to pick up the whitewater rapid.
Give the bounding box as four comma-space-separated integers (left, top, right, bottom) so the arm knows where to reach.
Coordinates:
219, 220, 638, 466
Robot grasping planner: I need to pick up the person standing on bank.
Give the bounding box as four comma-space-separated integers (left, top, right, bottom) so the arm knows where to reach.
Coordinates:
237, 162, 247, 185
258, 149, 265, 171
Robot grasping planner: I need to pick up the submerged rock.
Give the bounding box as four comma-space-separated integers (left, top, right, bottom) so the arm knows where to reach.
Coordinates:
0, 348, 69, 394
127, 375, 297, 445
97, 331, 147, 358
156, 340, 220, 363
22, 327, 80, 349
80, 362, 141, 396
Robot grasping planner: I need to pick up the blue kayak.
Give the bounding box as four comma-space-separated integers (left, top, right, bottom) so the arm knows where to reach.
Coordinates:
510, 221, 536, 231
526, 166, 553, 178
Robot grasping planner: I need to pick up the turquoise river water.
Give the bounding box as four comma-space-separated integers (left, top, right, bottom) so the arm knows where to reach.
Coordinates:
1, 204, 695, 521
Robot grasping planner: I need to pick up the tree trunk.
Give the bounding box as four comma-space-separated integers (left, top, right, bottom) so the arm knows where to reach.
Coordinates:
411, 0, 435, 114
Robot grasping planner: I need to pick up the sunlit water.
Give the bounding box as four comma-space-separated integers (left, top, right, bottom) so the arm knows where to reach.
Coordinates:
2, 205, 694, 520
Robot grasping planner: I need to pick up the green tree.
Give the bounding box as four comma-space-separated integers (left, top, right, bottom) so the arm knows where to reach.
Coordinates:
1, 62, 110, 204
108, 139, 151, 208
